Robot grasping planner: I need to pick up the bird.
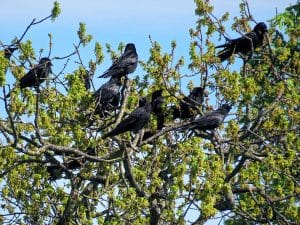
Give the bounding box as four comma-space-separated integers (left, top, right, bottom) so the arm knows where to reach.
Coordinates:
3, 47, 17, 60
5, 57, 52, 98
47, 147, 96, 180
173, 87, 205, 120
180, 104, 231, 132
216, 22, 268, 62
84, 69, 93, 90
98, 43, 138, 79
19, 57, 53, 89
1, 47, 17, 76
151, 90, 165, 130
102, 97, 152, 138
94, 76, 122, 117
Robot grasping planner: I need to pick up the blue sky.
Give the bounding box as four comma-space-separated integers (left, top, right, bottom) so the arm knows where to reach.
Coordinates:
1, 0, 295, 92
0, 0, 296, 224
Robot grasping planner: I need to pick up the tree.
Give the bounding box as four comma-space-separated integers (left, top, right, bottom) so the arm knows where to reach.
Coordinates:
0, 0, 299, 224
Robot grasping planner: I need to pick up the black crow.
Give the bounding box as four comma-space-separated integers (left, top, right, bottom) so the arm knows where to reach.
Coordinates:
19, 57, 52, 89
173, 87, 204, 120
102, 98, 152, 138
151, 90, 165, 130
3, 47, 17, 60
216, 22, 267, 62
66, 147, 96, 170
2, 47, 17, 76
180, 104, 231, 132
5, 57, 52, 98
84, 69, 93, 90
98, 43, 138, 79
94, 76, 122, 116
47, 147, 96, 180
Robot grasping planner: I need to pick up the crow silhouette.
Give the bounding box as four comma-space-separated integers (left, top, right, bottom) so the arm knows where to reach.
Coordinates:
151, 90, 165, 130
3, 47, 17, 59
180, 104, 231, 132
94, 76, 122, 116
216, 22, 267, 61
173, 87, 204, 120
19, 57, 52, 89
102, 97, 152, 138
98, 43, 138, 79
6, 57, 52, 98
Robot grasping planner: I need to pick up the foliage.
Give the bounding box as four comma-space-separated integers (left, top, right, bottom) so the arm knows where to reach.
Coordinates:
0, 1, 299, 225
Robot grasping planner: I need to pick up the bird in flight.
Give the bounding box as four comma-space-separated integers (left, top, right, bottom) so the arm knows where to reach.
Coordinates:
216, 22, 267, 62
98, 43, 138, 79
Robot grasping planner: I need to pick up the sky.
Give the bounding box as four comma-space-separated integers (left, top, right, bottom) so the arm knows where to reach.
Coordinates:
1, 0, 296, 92
0, 0, 296, 224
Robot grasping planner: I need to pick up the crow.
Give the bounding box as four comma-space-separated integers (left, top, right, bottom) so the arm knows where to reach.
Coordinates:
65, 147, 96, 170
216, 22, 268, 62
84, 69, 93, 90
47, 147, 96, 180
3, 47, 17, 60
19, 57, 53, 89
98, 43, 138, 79
151, 90, 165, 130
5, 57, 52, 98
94, 76, 122, 116
2, 47, 17, 76
173, 87, 204, 120
102, 97, 152, 138
180, 104, 231, 132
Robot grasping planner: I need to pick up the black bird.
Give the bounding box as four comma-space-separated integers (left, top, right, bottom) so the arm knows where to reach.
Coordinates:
216, 22, 268, 62
173, 87, 204, 120
2, 47, 17, 75
19, 57, 52, 89
5, 57, 52, 98
102, 97, 152, 138
94, 76, 122, 116
151, 90, 165, 130
84, 69, 93, 90
65, 147, 96, 170
3, 47, 17, 60
180, 104, 231, 132
47, 147, 96, 180
98, 43, 138, 79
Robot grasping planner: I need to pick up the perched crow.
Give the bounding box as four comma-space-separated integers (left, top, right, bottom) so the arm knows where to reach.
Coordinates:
180, 104, 231, 132
98, 43, 138, 79
173, 87, 204, 120
151, 90, 165, 130
102, 98, 152, 138
2, 47, 17, 75
3, 47, 17, 59
5, 57, 52, 98
19, 57, 53, 89
47, 147, 96, 180
216, 22, 268, 62
94, 76, 122, 116
65, 147, 96, 170
84, 69, 93, 90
